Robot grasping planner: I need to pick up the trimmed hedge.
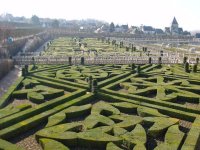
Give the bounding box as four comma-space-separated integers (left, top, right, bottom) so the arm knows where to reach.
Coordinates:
146, 117, 179, 137
181, 117, 200, 150
106, 142, 123, 150
137, 106, 167, 117
91, 101, 120, 116
0, 92, 92, 139
46, 104, 92, 127
39, 138, 70, 150
0, 139, 23, 150
65, 104, 92, 119
97, 92, 197, 122
110, 102, 138, 114
12, 89, 39, 99
31, 74, 88, 89
84, 114, 115, 129
27, 92, 45, 104
0, 104, 31, 119
100, 88, 200, 115
78, 130, 122, 149
122, 124, 146, 148
0, 89, 86, 131
0, 77, 24, 108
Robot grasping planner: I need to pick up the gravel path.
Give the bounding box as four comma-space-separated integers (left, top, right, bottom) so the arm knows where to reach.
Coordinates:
9, 124, 45, 150
0, 66, 21, 98
11, 99, 38, 108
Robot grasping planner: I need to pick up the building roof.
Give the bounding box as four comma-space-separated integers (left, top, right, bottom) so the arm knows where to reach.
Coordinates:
178, 28, 183, 33
121, 25, 128, 30
155, 28, 164, 34
143, 26, 154, 31
172, 17, 178, 25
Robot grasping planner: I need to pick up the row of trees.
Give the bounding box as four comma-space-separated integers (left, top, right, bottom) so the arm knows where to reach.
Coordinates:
31, 15, 59, 28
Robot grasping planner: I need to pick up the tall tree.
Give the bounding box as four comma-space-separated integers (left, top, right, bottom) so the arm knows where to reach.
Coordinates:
109, 22, 115, 32
31, 15, 40, 25
52, 19, 59, 28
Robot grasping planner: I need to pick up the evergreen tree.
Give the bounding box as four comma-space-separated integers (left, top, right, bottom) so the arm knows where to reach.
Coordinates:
109, 22, 115, 32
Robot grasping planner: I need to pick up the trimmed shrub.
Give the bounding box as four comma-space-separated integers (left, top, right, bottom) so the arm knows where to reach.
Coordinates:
110, 102, 138, 113
78, 130, 122, 149
183, 57, 187, 64
184, 62, 190, 73
12, 89, 39, 99
133, 143, 146, 150
15, 104, 32, 111
0, 77, 24, 108
148, 57, 152, 64
39, 138, 70, 150
164, 125, 184, 148
158, 57, 162, 64
136, 65, 140, 74
106, 142, 123, 150
109, 114, 143, 130
192, 64, 197, 73
81, 57, 84, 65
84, 114, 115, 129
68, 57, 72, 65
113, 127, 127, 137
91, 101, 120, 116
122, 124, 146, 147
27, 92, 45, 104
0, 139, 22, 150
22, 78, 40, 89
65, 104, 92, 119
196, 57, 199, 64
46, 112, 66, 127
131, 63, 135, 71
147, 117, 179, 137
137, 106, 167, 117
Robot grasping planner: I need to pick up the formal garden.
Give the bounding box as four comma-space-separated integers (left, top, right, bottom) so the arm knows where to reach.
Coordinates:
0, 37, 199, 150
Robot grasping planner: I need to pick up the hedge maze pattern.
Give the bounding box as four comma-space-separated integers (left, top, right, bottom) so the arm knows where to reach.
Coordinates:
0, 37, 200, 150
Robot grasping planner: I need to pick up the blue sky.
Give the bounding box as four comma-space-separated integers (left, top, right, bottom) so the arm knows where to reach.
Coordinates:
0, 0, 199, 31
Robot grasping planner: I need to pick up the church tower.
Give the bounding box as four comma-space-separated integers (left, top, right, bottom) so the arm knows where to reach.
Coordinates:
171, 17, 179, 35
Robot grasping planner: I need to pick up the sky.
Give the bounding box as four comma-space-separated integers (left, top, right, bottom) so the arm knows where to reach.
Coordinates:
0, 0, 200, 31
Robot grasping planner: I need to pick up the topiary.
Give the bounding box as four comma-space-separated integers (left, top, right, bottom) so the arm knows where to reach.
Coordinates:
81, 57, 84, 65
131, 63, 135, 71
148, 57, 152, 64
136, 65, 140, 74
27, 92, 45, 104
183, 56, 187, 64
158, 57, 162, 65
184, 62, 190, 73
92, 79, 98, 93
192, 64, 197, 72
195, 57, 199, 64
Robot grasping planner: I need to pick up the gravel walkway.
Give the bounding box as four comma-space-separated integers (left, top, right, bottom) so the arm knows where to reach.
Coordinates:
9, 124, 44, 150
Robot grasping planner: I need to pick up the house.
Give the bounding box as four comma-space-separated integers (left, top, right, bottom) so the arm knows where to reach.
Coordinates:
141, 26, 155, 34
129, 26, 142, 34
165, 27, 171, 35
196, 33, 200, 38
178, 28, 183, 34
171, 17, 179, 35
155, 28, 164, 35
115, 24, 129, 33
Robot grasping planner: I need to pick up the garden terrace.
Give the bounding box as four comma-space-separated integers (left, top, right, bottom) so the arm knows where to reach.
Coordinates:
13, 37, 199, 65
0, 37, 200, 150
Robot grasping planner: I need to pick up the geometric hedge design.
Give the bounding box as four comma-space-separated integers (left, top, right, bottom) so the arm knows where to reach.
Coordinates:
1, 32, 200, 150
0, 63, 199, 150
